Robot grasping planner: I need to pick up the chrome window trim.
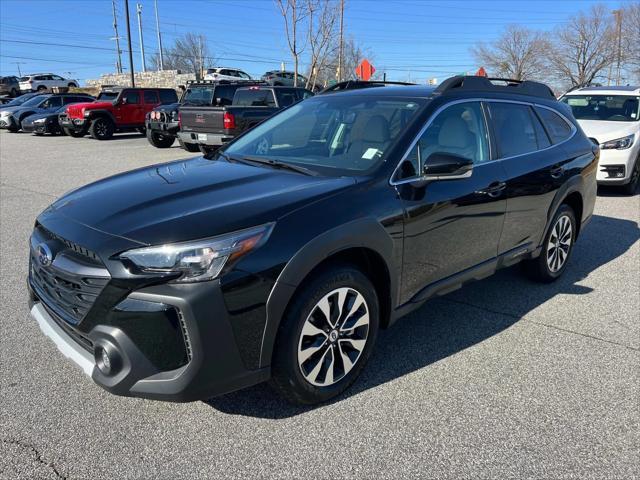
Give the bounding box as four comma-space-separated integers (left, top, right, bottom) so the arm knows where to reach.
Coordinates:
389, 98, 578, 186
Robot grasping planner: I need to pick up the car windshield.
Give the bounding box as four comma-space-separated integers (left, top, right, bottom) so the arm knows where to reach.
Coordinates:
97, 91, 119, 101
223, 95, 425, 175
562, 95, 640, 122
182, 87, 214, 106
3, 94, 34, 106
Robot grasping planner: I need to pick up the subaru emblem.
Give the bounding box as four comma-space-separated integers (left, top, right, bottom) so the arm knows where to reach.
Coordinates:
36, 243, 53, 267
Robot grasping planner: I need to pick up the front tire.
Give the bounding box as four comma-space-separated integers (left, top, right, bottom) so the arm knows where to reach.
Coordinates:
146, 129, 175, 148
89, 117, 115, 140
270, 265, 379, 405
522, 204, 576, 282
622, 156, 640, 195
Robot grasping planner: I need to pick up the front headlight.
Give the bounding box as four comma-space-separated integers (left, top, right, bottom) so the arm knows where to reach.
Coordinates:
601, 134, 635, 150
119, 223, 274, 283
33, 118, 46, 124
0, 111, 9, 119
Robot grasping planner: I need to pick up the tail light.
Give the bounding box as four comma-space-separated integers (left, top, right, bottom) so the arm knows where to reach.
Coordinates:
223, 111, 235, 130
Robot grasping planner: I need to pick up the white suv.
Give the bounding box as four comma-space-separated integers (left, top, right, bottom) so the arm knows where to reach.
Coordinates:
203, 67, 252, 82
561, 86, 640, 194
19, 74, 79, 93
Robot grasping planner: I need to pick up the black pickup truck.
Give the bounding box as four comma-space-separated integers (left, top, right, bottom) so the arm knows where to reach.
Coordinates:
145, 82, 216, 151
178, 84, 313, 154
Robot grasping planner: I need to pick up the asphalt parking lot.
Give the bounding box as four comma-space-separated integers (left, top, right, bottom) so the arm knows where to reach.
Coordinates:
0, 131, 638, 479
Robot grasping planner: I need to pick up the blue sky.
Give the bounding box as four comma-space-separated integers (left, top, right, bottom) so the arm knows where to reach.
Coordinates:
0, 0, 634, 84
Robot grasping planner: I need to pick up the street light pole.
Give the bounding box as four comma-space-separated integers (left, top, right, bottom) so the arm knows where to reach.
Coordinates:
124, 0, 135, 86
154, 0, 164, 70
136, 3, 147, 72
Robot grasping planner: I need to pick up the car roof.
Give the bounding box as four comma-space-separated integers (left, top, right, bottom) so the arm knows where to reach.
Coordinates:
322, 84, 436, 98
566, 86, 640, 95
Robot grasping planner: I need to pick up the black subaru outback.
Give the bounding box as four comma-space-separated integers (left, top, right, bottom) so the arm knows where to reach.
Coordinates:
28, 76, 598, 405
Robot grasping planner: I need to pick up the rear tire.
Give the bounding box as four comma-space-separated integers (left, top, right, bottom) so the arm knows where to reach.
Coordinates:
10, 88, 18, 97
198, 144, 219, 156
622, 156, 640, 195
68, 82, 77, 88
146, 129, 175, 148
178, 139, 200, 152
522, 204, 576, 283
37, 86, 47, 92
89, 117, 115, 140
270, 265, 379, 405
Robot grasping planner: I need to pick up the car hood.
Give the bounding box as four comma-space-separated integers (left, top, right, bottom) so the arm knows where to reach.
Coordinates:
576, 119, 639, 144
45, 157, 355, 246
1, 105, 30, 115
23, 111, 55, 122
67, 101, 109, 117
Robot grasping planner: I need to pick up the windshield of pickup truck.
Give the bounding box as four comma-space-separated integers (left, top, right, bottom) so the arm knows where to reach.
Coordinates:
223, 95, 425, 174
97, 91, 119, 102
562, 95, 640, 122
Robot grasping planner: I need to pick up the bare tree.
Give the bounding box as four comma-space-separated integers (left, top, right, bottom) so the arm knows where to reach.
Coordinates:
547, 5, 616, 87
622, 2, 640, 83
471, 25, 550, 81
305, 0, 339, 89
276, 0, 308, 86
315, 36, 370, 85
149, 33, 212, 79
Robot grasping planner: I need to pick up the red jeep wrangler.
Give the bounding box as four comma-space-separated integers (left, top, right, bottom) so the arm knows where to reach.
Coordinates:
60, 87, 178, 140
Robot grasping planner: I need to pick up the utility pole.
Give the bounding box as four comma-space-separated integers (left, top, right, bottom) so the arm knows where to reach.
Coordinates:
11, 61, 26, 76
154, 0, 164, 70
337, 0, 344, 82
136, 3, 147, 72
124, 0, 135, 86
111, 0, 123, 73
613, 9, 623, 86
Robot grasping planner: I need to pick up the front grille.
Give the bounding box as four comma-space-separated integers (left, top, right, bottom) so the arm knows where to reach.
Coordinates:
30, 225, 110, 325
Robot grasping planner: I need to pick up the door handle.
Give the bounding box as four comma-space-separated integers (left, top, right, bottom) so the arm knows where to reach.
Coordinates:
477, 181, 506, 198
550, 165, 564, 179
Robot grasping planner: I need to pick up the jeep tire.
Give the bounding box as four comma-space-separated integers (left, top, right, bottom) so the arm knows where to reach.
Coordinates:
147, 129, 175, 148
90, 117, 115, 140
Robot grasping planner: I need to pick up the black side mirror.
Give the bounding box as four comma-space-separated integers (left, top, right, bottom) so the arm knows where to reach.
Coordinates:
423, 152, 473, 178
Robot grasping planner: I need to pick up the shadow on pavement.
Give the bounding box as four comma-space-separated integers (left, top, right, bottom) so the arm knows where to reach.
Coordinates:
206, 214, 639, 418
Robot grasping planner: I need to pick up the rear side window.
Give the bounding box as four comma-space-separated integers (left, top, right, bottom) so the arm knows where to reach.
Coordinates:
277, 90, 299, 107
536, 107, 573, 144
159, 89, 178, 103
234, 89, 276, 107
489, 102, 550, 158
144, 91, 159, 104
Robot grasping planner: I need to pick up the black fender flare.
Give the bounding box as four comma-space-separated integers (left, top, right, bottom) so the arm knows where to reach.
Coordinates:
86, 110, 116, 125
258, 217, 397, 368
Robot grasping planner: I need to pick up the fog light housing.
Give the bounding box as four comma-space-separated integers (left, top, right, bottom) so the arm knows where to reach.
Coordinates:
94, 343, 121, 376
600, 165, 626, 179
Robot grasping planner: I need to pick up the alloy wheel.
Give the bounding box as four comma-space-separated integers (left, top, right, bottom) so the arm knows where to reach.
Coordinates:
297, 287, 370, 387
547, 214, 572, 273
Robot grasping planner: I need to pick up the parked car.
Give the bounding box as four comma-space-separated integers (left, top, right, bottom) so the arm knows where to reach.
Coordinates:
22, 104, 78, 135
179, 84, 313, 154
60, 87, 178, 140
261, 70, 320, 90
204, 67, 253, 82
0, 93, 45, 129
561, 86, 640, 194
4, 93, 95, 132
19, 73, 79, 92
145, 81, 214, 149
0, 76, 20, 97
27, 75, 597, 405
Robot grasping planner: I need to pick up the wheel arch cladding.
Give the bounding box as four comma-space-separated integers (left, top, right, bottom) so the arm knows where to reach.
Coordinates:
258, 218, 396, 368
563, 191, 583, 237
88, 110, 116, 124
545, 175, 584, 243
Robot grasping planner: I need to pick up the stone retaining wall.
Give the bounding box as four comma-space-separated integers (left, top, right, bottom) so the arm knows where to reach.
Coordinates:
86, 70, 196, 91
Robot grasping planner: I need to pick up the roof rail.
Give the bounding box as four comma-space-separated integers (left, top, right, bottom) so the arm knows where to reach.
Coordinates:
186, 79, 265, 86
434, 75, 555, 99
319, 80, 416, 94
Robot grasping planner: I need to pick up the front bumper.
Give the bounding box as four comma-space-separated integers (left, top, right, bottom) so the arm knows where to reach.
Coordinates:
22, 122, 48, 134
0, 116, 16, 129
178, 130, 234, 147
596, 145, 640, 184
60, 116, 87, 132
146, 120, 179, 136
29, 279, 269, 402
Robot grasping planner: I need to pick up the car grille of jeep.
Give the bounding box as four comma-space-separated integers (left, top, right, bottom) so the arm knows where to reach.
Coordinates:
29, 224, 110, 327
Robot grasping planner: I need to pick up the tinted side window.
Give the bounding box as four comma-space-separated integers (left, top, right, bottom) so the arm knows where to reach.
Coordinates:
536, 107, 573, 144
122, 91, 140, 104
159, 89, 178, 103
46, 96, 63, 108
489, 103, 547, 158
144, 90, 159, 104
277, 91, 298, 107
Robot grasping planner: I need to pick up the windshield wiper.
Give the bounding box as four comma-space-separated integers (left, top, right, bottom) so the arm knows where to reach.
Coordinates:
241, 156, 318, 176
